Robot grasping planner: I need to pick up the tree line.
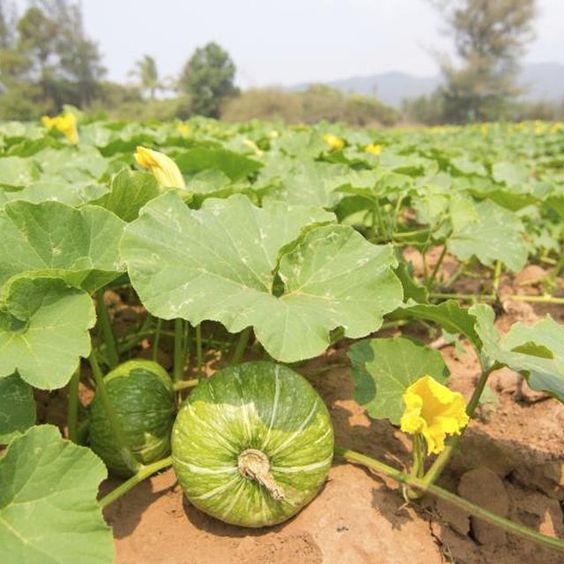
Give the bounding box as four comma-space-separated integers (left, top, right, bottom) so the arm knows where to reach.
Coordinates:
0, 0, 559, 125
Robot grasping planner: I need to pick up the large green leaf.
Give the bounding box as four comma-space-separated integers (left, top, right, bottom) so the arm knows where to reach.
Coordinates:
448, 200, 528, 272
122, 193, 403, 362
0, 277, 95, 389
470, 304, 564, 400
0, 425, 114, 563
348, 337, 449, 424
0, 373, 35, 444
0, 200, 126, 292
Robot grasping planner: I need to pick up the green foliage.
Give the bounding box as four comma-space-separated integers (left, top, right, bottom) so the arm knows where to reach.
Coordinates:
180, 42, 238, 118
0, 114, 561, 553
0, 425, 114, 563
0, 200, 126, 291
121, 193, 402, 362
0, 277, 95, 389
0, 373, 35, 444
129, 54, 160, 99
0, 0, 105, 118
471, 304, 564, 400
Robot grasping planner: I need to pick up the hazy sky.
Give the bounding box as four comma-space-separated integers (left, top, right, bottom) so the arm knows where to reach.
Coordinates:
26, 0, 564, 86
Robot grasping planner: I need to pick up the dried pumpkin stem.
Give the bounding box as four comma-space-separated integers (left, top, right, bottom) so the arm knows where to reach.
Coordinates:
238, 449, 285, 501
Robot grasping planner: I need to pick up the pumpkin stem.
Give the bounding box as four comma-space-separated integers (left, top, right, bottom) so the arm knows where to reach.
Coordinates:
238, 449, 285, 501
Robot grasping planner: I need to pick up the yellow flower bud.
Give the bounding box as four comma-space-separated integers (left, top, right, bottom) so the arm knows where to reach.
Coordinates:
365, 143, 382, 155
400, 375, 469, 455
134, 146, 186, 190
323, 133, 345, 151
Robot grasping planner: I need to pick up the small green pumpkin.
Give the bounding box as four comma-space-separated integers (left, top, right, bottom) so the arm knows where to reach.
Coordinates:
171, 361, 334, 528
89, 359, 176, 477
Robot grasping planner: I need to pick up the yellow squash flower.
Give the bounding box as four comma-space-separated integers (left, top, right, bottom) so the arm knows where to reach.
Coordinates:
323, 133, 345, 151
134, 146, 186, 189
400, 375, 469, 455
365, 143, 382, 155
41, 111, 79, 144
176, 122, 191, 137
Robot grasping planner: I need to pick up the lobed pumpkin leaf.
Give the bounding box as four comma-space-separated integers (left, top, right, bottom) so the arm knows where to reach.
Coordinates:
348, 337, 449, 424
0, 277, 95, 390
122, 192, 402, 362
447, 199, 528, 272
0, 425, 114, 563
0, 200, 126, 293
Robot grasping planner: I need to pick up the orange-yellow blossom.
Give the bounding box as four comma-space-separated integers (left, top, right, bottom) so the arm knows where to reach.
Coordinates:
400, 375, 469, 455
41, 111, 79, 144
365, 143, 382, 155
323, 133, 345, 151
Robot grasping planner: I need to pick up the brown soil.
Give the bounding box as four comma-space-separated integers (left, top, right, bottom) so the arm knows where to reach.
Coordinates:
38, 266, 564, 563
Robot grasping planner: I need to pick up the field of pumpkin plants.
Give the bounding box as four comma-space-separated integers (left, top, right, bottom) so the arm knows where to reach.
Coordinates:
0, 109, 563, 563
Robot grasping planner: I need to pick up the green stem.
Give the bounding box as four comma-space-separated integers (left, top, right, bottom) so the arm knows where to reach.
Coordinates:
422, 250, 429, 282
99, 456, 173, 509
195, 324, 203, 375
492, 260, 502, 297
152, 318, 163, 362
96, 290, 119, 368
411, 434, 425, 479
173, 318, 185, 382
443, 261, 466, 289
67, 366, 80, 443
336, 448, 564, 553
426, 245, 447, 291
392, 227, 432, 239
172, 378, 200, 391
184, 321, 191, 368
430, 292, 564, 305
232, 327, 252, 364
390, 195, 405, 238
89, 350, 140, 473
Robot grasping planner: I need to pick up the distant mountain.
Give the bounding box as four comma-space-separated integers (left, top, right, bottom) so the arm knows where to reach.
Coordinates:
291, 63, 564, 107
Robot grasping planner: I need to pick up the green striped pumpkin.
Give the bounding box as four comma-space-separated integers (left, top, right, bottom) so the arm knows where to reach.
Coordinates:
171, 361, 334, 528
89, 359, 176, 477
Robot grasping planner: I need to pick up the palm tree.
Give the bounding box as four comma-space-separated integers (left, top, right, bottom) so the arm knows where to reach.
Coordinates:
129, 55, 160, 99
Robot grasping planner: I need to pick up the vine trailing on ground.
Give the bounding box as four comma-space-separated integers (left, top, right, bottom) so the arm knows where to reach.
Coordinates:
0, 115, 562, 562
